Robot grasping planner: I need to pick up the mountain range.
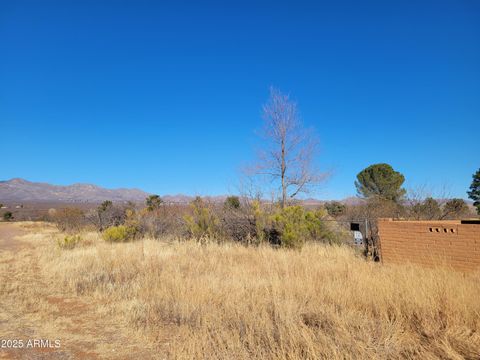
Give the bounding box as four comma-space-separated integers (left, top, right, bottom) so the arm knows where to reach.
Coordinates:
0, 178, 233, 204
0, 178, 361, 205
0, 178, 150, 203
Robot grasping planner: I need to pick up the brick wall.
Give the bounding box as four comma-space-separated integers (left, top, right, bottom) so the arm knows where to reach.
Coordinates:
378, 219, 480, 272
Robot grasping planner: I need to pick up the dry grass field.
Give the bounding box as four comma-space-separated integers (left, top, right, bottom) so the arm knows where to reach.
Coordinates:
1, 222, 480, 359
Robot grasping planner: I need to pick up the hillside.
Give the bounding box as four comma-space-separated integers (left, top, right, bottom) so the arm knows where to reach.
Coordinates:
0, 178, 361, 205
0, 178, 150, 203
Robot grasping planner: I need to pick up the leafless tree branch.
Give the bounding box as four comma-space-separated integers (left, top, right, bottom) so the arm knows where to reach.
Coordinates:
252, 87, 328, 208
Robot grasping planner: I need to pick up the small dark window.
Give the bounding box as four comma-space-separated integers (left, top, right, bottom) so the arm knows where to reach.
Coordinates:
429, 227, 433, 232
450, 228, 455, 233
436, 228, 440, 232
461, 220, 480, 225
443, 228, 447, 233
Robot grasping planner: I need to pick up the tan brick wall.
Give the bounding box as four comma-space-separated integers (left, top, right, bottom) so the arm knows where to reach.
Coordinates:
378, 219, 480, 272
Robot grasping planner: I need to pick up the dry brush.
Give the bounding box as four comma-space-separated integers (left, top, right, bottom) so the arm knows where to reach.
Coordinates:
26, 226, 480, 359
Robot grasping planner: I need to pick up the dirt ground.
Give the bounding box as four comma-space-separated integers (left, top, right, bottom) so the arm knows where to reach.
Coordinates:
0, 222, 158, 359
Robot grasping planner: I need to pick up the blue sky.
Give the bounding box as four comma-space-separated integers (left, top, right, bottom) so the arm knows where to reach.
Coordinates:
1, 0, 478, 199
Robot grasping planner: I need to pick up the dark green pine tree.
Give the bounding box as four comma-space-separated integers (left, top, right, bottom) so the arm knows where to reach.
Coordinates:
355, 163, 406, 202
467, 168, 480, 215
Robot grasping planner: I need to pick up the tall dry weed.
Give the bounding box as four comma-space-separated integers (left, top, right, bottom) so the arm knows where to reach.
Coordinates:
31, 230, 480, 359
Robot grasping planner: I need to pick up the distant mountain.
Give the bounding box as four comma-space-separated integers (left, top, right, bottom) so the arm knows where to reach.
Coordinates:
0, 178, 150, 203
302, 197, 365, 206
341, 197, 366, 206
162, 194, 228, 204
0, 178, 367, 205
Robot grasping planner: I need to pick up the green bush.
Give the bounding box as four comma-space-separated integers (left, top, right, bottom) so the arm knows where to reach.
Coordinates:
224, 196, 240, 210
3, 211, 13, 221
184, 197, 219, 240
103, 225, 138, 243
58, 235, 81, 249
270, 206, 344, 249
271, 206, 308, 249
324, 201, 346, 217
304, 208, 344, 245
252, 200, 267, 244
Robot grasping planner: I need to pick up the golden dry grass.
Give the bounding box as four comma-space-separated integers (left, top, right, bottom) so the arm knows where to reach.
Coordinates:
5, 222, 480, 359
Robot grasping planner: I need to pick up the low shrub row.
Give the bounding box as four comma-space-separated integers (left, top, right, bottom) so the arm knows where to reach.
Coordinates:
51, 196, 350, 249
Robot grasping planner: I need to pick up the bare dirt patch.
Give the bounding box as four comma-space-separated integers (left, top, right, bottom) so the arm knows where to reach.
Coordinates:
0, 222, 157, 359
0, 222, 28, 252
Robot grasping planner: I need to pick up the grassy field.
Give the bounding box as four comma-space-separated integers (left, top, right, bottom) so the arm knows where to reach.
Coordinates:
2, 222, 480, 359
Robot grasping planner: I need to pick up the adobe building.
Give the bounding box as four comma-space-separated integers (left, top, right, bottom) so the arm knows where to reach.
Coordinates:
378, 218, 480, 272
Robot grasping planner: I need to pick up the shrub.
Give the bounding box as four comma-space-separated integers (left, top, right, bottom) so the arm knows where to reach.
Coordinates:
224, 196, 240, 210
271, 206, 307, 249
442, 198, 470, 219
3, 211, 13, 221
103, 225, 138, 243
252, 200, 267, 243
219, 197, 262, 244
270, 206, 345, 249
93, 201, 127, 231
146, 195, 163, 212
184, 197, 220, 240
324, 201, 346, 217
139, 204, 185, 238
52, 207, 85, 233
304, 208, 345, 245
410, 197, 441, 220
57, 235, 81, 250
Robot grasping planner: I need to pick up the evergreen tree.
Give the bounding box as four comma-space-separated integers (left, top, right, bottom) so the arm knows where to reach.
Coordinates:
146, 195, 163, 211
467, 168, 480, 215
442, 198, 470, 219
355, 163, 406, 202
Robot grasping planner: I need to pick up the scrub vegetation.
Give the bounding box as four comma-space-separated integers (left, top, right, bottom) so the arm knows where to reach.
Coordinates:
2, 222, 478, 359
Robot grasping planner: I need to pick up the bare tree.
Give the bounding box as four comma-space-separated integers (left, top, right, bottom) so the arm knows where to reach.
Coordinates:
253, 87, 326, 208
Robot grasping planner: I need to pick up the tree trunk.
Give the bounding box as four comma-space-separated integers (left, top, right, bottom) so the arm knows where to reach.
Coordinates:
281, 138, 286, 208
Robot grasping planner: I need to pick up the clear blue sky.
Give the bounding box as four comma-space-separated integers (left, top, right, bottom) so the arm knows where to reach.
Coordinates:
1, 0, 478, 199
